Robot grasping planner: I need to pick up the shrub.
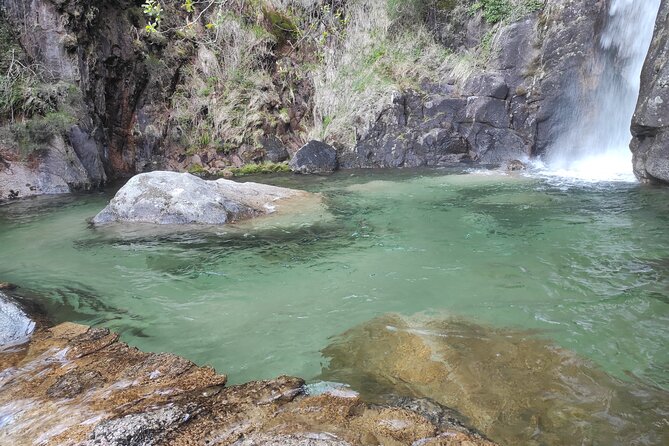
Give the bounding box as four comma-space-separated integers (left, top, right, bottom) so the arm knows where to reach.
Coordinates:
310, 0, 450, 145
230, 161, 291, 176
469, 0, 512, 24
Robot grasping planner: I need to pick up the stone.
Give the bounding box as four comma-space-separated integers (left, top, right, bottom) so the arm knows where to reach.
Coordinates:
0, 0, 631, 193
505, 159, 527, 171
380, 396, 482, 436
46, 370, 105, 398
190, 154, 202, 166
260, 136, 289, 163
232, 433, 352, 446
92, 171, 314, 225
84, 405, 194, 446
289, 141, 338, 174
339, 1, 609, 169
69, 126, 107, 186
464, 97, 510, 129
0, 291, 35, 348
462, 73, 509, 100
631, 0, 669, 184
461, 124, 529, 164
0, 319, 496, 446
0, 132, 100, 202
320, 314, 669, 446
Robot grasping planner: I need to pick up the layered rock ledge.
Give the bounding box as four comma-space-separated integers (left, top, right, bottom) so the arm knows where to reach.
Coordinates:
0, 292, 495, 446
92, 171, 321, 226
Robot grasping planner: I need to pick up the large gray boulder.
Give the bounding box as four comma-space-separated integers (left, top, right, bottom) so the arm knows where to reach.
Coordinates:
631, 0, 669, 184
289, 141, 338, 174
92, 171, 312, 225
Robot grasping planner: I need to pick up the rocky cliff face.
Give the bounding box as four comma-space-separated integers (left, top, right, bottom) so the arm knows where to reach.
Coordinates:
0, 0, 188, 200
342, 0, 611, 168
0, 0, 641, 200
631, 0, 669, 184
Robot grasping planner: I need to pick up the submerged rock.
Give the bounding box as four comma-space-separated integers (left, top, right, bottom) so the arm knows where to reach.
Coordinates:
320, 314, 669, 446
0, 320, 496, 446
289, 141, 338, 174
92, 171, 317, 225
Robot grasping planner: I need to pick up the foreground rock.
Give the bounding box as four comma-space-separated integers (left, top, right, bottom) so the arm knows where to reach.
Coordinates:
0, 291, 36, 349
93, 171, 319, 225
631, 0, 669, 184
289, 141, 338, 174
321, 314, 669, 446
0, 320, 496, 446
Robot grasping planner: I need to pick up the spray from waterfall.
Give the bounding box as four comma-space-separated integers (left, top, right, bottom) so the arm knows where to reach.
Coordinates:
544, 0, 660, 182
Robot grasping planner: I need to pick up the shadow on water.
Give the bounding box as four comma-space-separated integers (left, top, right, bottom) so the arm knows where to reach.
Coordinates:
10, 283, 151, 339
320, 313, 669, 446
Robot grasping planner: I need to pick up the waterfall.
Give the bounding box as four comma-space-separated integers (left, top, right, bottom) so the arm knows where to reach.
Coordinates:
544, 0, 661, 181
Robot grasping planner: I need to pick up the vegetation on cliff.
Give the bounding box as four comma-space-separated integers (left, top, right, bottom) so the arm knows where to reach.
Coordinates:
0, 0, 546, 177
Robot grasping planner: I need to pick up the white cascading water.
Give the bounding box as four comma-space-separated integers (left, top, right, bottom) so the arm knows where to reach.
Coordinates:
544, 0, 661, 182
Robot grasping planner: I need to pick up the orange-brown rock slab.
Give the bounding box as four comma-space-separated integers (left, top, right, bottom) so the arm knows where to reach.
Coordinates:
0, 322, 497, 446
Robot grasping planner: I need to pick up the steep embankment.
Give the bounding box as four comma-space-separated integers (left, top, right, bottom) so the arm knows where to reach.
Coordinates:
631, 0, 669, 184
0, 0, 664, 199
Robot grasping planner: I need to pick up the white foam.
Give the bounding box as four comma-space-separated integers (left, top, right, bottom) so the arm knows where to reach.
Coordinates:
544, 0, 660, 183
536, 151, 637, 183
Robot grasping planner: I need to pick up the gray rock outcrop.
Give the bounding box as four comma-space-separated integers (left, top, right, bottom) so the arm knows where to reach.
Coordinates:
339, 1, 612, 168
0, 135, 97, 200
0, 0, 650, 192
289, 140, 338, 174
0, 291, 35, 348
92, 171, 313, 225
631, 0, 669, 184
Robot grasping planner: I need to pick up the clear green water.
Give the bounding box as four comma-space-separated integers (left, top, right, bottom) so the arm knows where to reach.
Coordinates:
1, 169, 668, 391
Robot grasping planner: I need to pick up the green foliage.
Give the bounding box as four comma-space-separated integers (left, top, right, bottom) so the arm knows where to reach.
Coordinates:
522, 0, 545, 13
142, 0, 163, 33
188, 164, 206, 176
469, 0, 512, 24
480, 28, 496, 53
0, 14, 54, 122
366, 44, 387, 66
470, 0, 545, 24
217, 142, 237, 154
230, 161, 290, 176
387, 0, 458, 21
262, 6, 298, 44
